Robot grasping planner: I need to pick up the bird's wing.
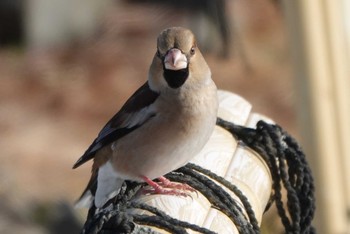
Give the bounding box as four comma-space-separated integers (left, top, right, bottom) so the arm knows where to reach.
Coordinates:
73, 82, 159, 169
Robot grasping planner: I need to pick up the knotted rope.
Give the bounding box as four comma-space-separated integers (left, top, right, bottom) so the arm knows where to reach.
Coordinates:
81, 118, 316, 234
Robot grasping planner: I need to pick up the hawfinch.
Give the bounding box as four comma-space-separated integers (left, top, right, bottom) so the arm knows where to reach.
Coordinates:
73, 27, 218, 208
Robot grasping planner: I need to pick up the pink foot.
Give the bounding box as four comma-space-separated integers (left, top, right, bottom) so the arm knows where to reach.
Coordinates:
141, 176, 194, 196
158, 176, 196, 193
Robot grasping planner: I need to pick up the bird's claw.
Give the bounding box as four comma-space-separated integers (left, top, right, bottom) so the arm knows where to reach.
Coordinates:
140, 176, 196, 197
141, 187, 191, 197
158, 176, 196, 193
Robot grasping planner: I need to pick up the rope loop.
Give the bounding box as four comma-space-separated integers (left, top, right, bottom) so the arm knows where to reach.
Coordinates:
81, 118, 316, 234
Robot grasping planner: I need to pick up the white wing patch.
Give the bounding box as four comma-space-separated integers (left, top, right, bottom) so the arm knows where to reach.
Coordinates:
120, 105, 156, 129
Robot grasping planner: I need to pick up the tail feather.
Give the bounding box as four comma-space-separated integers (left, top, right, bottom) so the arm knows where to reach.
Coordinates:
75, 162, 124, 208
74, 190, 94, 208
74, 169, 98, 208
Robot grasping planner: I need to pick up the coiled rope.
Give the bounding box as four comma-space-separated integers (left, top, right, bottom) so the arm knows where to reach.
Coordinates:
81, 118, 316, 234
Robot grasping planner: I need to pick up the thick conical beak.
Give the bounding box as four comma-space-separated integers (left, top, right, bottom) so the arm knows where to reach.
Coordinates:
164, 48, 188, 70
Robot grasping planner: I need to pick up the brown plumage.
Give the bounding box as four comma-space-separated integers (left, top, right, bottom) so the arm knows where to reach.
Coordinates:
73, 27, 218, 208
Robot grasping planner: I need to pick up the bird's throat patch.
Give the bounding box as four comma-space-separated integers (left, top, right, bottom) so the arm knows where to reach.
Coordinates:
163, 67, 189, 89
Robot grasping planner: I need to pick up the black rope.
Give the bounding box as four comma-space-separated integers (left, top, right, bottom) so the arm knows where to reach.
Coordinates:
80, 118, 316, 234
183, 163, 260, 232
131, 203, 216, 234
169, 166, 257, 234
217, 118, 316, 234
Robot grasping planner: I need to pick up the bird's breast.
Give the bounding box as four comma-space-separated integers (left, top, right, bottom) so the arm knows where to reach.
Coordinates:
110, 83, 218, 181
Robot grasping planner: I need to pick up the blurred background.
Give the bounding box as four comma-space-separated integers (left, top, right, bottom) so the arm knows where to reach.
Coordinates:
0, 0, 349, 233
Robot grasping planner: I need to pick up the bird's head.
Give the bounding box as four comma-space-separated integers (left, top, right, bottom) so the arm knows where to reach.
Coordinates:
148, 27, 210, 91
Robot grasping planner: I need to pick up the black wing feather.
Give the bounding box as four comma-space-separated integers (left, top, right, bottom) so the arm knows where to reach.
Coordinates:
72, 82, 159, 169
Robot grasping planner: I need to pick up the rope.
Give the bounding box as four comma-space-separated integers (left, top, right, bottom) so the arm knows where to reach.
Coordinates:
80, 118, 316, 234
217, 118, 316, 234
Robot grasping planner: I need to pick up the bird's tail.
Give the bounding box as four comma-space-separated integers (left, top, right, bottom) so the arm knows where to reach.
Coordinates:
74, 170, 98, 208
75, 162, 124, 208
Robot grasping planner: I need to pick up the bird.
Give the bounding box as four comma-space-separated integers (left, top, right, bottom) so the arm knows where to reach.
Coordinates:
73, 27, 218, 208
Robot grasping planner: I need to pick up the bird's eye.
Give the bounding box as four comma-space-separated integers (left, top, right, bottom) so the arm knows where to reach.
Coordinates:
190, 47, 196, 55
